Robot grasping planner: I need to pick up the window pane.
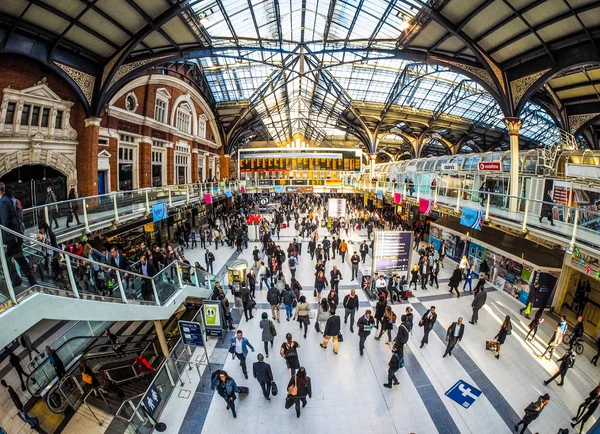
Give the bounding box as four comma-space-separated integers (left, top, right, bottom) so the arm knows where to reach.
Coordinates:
31, 106, 40, 126
55, 111, 63, 128
5, 102, 16, 124
41, 108, 50, 127
21, 104, 31, 126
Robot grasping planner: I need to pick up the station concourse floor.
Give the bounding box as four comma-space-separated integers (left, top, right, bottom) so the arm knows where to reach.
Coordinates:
157, 219, 599, 434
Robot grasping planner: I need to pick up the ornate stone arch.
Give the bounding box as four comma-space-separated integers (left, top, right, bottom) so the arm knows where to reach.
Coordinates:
0, 147, 77, 187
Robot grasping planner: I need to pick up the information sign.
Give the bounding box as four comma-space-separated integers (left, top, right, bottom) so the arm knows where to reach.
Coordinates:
178, 320, 204, 347
372, 231, 413, 273
202, 300, 224, 337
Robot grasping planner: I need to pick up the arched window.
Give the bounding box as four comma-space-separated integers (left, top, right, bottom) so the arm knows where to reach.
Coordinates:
154, 88, 170, 123
175, 102, 192, 134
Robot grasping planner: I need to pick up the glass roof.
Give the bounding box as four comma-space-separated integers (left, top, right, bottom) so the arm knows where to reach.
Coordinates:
190, 0, 558, 146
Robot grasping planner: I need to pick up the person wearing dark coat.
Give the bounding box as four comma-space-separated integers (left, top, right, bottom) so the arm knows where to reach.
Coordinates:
393, 314, 410, 360
138, 255, 156, 302
443, 317, 465, 358
252, 353, 274, 400
539, 190, 555, 225
9, 352, 28, 391
448, 266, 462, 298
525, 307, 544, 341
469, 287, 487, 324
419, 307, 437, 348
321, 311, 341, 353
287, 367, 312, 418
210, 370, 240, 418
357, 310, 375, 356
515, 393, 550, 434
383, 344, 403, 389
493, 315, 512, 359
544, 349, 575, 386
374, 296, 387, 330
240, 285, 254, 322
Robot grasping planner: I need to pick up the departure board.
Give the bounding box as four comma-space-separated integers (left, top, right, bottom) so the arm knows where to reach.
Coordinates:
239, 148, 362, 173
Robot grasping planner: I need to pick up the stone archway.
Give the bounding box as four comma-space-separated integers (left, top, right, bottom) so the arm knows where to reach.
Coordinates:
0, 146, 77, 188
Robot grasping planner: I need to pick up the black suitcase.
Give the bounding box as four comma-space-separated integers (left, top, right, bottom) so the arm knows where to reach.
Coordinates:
271, 382, 278, 396
238, 386, 249, 395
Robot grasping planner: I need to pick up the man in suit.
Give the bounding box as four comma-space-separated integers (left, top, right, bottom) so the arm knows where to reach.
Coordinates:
359, 241, 369, 263
443, 317, 465, 357
357, 310, 375, 356
110, 246, 131, 290
138, 255, 156, 301
470, 287, 487, 324
0, 183, 37, 288
205, 249, 215, 274
394, 314, 410, 359
252, 353, 274, 400
419, 306, 437, 348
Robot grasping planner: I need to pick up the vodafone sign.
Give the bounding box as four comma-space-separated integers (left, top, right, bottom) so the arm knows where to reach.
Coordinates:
478, 161, 501, 171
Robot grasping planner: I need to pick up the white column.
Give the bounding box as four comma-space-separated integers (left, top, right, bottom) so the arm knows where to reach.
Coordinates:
504, 117, 522, 213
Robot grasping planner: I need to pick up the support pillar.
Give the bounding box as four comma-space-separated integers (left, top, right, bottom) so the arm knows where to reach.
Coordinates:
78, 118, 101, 197
220, 154, 231, 180
369, 153, 377, 180
139, 137, 152, 188
154, 320, 170, 357
504, 117, 522, 213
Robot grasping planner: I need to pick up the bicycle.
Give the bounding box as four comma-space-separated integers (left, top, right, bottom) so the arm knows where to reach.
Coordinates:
563, 333, 585, 355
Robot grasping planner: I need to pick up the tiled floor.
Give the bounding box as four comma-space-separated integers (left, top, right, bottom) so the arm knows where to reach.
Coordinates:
158, 218, 597, 434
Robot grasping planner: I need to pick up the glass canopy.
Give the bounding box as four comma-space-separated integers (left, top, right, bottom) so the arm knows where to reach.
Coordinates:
190, 0, 558, 147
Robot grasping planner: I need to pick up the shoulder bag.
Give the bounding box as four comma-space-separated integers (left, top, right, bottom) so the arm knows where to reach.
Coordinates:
287, 376, 298, 396
269, 320, 277, 337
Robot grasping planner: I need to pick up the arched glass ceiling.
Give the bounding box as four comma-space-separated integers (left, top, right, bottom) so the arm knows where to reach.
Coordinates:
192, 0, 558, 146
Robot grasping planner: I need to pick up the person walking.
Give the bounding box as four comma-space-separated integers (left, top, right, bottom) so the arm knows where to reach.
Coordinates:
492, 315, 512, 360
350, 251, 360, 281
448, 265, 461, 298
394, 314, 410, 360
246, 268, 257, 298
293, 295, 311, 339
539, 323, 562, 360
525, 307, 544, 341
463, 265, 475, 293
204, 249, 215, 274
343, 289, 360, 333
339, 239, 348, 263
438, 240, 446, 267
45, 186, 59, 229
316, 298, 331, 334
280, 333, 301, 376
252, 246, 261, 268
105, 329, 125, 359
210, 370, 240, 418
430, 260, 440, 289
572, 385, 600, 433
443, 317, 464, 358
267, 285, 281, 323
374, 295, 387, 330
9, 352, 28, 391
409, 265, 419, 291
357, 310, 375, 356
20, 333, 36, 361
252, 353, 274, 400
321, 309, 341, 354
45, 345, 66, 379
544, 349, 575, 386
359, 241, 368, 263
259, 312, 276, 357
287, 367, 312, 418
515, 393, 550, 434
375, 305, 397, 345
330, 266, 342, 293
327, 288, 339, 313
281, 284, 296, 321
419, 306, 437, 349
2, 379, 38, 427
66, 187, 81, 227
240, 284, 254, 322
469, 287, 487, 324
288, 253, 298, 279
314, 270, 328, 303
383, 343, 403, 389
229, 330, 254, 379
258, 261, 271, 291
539, 190, 555, 226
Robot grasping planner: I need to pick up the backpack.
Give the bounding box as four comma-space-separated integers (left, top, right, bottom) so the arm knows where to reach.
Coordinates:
288, 257, 295, 267
267, 290, 279, 304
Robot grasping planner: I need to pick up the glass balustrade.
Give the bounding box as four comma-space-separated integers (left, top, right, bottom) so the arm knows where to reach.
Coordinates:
154, 263, 181, 304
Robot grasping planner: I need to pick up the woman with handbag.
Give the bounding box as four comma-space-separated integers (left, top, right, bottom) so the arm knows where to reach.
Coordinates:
327, 288, 339, 312
280, 333, 301, 376
375, 305, 397, 345
210, 370, 240, 418
286, 367, 312, 418
493, 315, 512, 360
515, 393, 550, 434
316, 298, 331, 334
259, 312, 276, 357
293, 295, 311, 338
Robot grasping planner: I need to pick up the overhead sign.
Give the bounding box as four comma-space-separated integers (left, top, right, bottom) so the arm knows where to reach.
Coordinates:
141, 384, 162, 416
328, 198, 346, 218
203, 300, 224, 337
372, 231, 413, 273
478, 161, 501, 171
445, 380, 482, 409
178, 320, 204, 347
441, 162, 459, 171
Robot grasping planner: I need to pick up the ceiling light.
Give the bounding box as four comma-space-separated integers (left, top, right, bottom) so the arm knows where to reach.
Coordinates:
398, 19, 410, 31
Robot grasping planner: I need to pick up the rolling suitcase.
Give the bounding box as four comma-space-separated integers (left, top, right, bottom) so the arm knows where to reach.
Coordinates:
238, 386, 250, 395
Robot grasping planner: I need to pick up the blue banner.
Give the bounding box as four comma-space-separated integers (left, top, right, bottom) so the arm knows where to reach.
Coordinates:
225, 189, 232, 198
460, 207, 483, 231
151, 203, 168, 223
274, 185, 285, 193
377, 190, 383, 200
212, 185, 218, 194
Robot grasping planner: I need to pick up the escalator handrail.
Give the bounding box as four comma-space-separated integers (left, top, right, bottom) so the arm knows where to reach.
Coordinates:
26, 334, 155, 396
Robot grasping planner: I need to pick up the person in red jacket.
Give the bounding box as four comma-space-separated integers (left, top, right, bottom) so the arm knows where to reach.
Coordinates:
134, 352, 155, 373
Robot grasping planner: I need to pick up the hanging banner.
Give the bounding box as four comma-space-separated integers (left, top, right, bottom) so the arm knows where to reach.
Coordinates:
377, 190, 383, 200
151, 203, 168, 222
225, 189, 233, 198
394, 193, 402, 205
143, 222, 154, 232
419, 198, 432, 216
274, 185, 285, 193
204, 193, 212, 205
240, 185, 246, 194
212, 185, 218, 194
328, 198, 347, 218
460, 207, 483, 231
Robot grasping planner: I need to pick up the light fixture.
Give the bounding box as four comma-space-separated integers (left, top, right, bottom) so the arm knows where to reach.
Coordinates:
398, 18, 410, 31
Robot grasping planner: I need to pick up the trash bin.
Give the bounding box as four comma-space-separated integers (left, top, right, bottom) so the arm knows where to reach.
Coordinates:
226, 259, 248, 308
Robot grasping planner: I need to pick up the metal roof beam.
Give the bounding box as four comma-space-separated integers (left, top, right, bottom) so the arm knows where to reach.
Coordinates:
215, 0, 239, 46
125, 0, 180, 51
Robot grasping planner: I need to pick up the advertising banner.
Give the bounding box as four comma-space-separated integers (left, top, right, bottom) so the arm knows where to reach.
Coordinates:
460, 207, 483, 231
203, 300, 223, 336
394, 193, 402, 205
372, 231, 413, 273
203, 193, 212, 205
328, 198, 347, 218
151, 203, 168, 222
419, 198, 432, 215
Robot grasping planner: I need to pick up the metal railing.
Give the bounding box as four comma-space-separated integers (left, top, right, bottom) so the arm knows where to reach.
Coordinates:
350, 178, 600, 252
22, 181, 239, 240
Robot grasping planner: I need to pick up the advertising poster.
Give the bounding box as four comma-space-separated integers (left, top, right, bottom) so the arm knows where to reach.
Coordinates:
151, 203, 168, 222
460, 207, 483, 231
372, 231, 413, 273
328, 198, 347, 218
419, 198, 432, 216
203, 300, 224, 337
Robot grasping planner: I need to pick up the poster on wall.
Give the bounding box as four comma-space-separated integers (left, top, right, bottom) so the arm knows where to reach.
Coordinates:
419, 198, 432, 216
372, 231, 413, 273
328, 198, 347, 218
